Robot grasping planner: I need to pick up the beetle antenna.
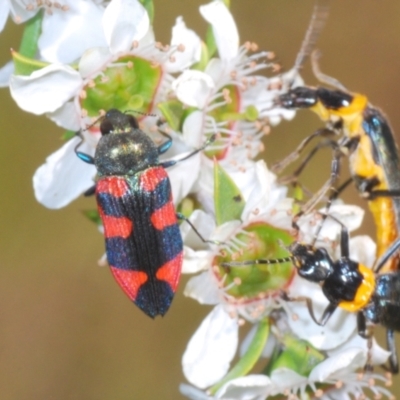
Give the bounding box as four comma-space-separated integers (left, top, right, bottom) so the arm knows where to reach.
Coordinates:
221, 256, 294, 268
293, 0, 331, 75
124, 109, 159, 119
310, 49, 348, 91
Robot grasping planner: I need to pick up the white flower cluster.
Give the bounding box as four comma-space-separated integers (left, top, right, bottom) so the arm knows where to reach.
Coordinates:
2, 0, 395, 399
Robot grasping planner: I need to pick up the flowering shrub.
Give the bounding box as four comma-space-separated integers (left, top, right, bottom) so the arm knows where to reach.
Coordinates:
2, 0, 395, 399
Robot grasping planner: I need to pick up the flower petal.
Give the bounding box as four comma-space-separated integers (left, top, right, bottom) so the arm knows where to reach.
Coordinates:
298, 203, 364, 243
0, 1, 10, 33
10, 64, 82, 114
79, 47, 112, 78
8, 1, 36, 24
270, 368, 306, 390
182, 305, 238, 388
309, 347, 366, 381
0, 60, 13, 87
327, 331, 390, 367
166, 16, 202, 73
199, 1, 239, 60
180, 384, 214, 400
184, 271, 220, 305
286, 275, 357, 350
241, 160, 286, 221
46, 100, 81, 131
216, 375, 271, 400
173, 70, 215, 109
167, 151, 201, 204
182, 111, 205, 148
180, 210, 216, 249
212, 221, 242, 242
103, 0, 149, 54
349, 235, 376, 269
33, 137, 96, 209
182, 247, 212, 274
39, 1, 106, 63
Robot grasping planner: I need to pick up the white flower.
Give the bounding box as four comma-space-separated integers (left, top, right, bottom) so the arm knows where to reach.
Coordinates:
172, 0, 300, 170
214, 348, 392, 400
0, 61, 14, 88
10, 0, 152, 121
10, 0, 202, 209
182, 305, 239, 389
0, 0, 44, 31
33, 136, 96, 209
1, 0, 109, 85
181, 164, 372, 391
181, 331, 392, 400
2, 0, 111, 61
39, 0, 107, 64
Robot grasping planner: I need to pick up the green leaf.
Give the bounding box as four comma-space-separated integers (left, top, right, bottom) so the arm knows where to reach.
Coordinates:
209, 319, 270, 395
139, 0, 154, 23
214, 160, 245, 225
12, 50, 49, 76
191, 41, 210, 71
83, 210, 102, 226
19, 10, 43, 58
157, 100, 185, 131
205, 26, 217, 59
267, 334, 325, 377
292, 183, 304, 216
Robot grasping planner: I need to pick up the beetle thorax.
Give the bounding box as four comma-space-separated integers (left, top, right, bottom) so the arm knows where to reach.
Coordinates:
95, 131, 159, 176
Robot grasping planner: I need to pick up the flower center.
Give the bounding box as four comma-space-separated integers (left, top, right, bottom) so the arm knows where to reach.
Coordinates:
214, 222, 295, 299
81, 56, 163, 118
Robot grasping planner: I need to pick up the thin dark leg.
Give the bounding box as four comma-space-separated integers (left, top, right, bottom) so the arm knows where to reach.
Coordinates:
300, 142, 343, 214
357, 312, 369, 339
155, 127, 173, 155
272, 127, 336, 174
339, 225, 350, 258
278, 139, 341, 186
367, 189, 400, 199
387, 329, 399, 374
74, 133, 95, 165
160, 134, 216, 169
375, 238, 400, 273
319, 302, 337, 326
176, 213, 221, 246
312, 177, 353, 243
281, 291, 336, 326
357, 312, 375, 372
84, 185, 96, 197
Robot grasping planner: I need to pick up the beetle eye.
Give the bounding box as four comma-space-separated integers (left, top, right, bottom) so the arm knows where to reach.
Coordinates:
100, 120, 114, 135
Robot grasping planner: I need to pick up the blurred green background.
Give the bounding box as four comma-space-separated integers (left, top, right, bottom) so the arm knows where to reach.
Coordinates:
1, 1, 400, 399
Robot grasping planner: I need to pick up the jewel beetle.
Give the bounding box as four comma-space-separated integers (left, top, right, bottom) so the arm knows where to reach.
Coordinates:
75, 109, 214, 318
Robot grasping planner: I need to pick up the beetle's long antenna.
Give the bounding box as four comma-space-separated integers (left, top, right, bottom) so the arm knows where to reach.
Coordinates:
293, 0, 330, 75
125, 109, 159, 119
310, 50, 348, 91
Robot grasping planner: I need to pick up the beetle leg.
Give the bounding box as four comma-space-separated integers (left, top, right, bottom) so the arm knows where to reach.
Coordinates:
387, 329, 399, 374
176, 213, 222, 246
160, 134, 216, 169
83, 185, 96, 197
281, 291, 336, 326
